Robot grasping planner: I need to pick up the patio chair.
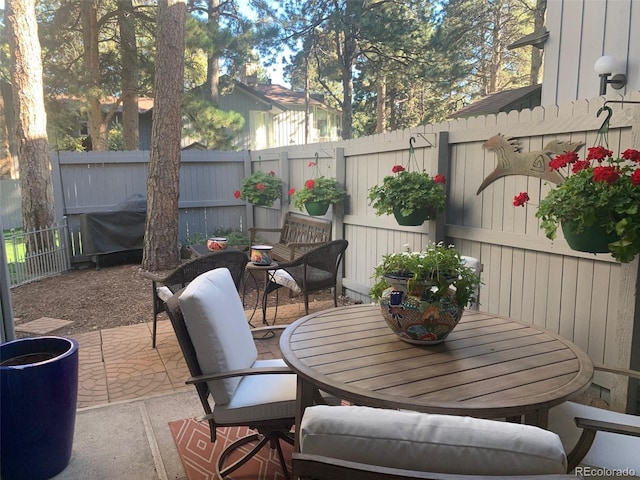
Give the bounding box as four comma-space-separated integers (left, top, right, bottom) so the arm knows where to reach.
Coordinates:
144, 249, 248, 348
294, 401, 640, 480
547, 364, 640, 472
160, 268, 332, 480
262, 239, 348, 319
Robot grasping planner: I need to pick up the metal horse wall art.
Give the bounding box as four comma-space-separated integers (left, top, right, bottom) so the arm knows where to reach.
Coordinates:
476, 134, 584, 195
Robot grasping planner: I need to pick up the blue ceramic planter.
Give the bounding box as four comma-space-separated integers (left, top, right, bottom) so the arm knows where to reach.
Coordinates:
1, 336, 79, 480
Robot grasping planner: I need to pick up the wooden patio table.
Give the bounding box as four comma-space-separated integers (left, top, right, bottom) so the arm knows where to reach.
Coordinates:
279, 304, 594, 449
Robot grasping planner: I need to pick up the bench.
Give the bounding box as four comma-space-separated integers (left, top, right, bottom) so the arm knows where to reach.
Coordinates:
248, 212, 332, 261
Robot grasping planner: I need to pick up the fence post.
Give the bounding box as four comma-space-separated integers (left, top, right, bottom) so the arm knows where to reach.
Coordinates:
432, 131, 449, 244
1, 217, 16, 342
244, 151, 254, 232
50, 151, 66, 223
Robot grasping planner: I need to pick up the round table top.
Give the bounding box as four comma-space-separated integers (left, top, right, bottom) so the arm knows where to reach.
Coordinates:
280, 304, 594, 422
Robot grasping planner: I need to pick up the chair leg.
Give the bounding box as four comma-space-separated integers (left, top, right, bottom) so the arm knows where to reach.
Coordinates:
152, 282, 158, 348
216, 432, 265, 478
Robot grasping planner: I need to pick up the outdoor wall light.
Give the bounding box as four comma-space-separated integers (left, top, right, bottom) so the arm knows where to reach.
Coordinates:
594, 55, 627, 95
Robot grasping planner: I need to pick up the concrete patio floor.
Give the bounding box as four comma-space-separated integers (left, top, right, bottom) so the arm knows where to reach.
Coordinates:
50, 300, 335, 480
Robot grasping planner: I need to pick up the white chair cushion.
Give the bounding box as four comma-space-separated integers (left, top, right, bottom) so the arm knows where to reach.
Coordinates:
214, 359, 297, 423
179, 268, 257, 405
271, 269, 302, 293
300, 405, 567, 475
549, 400, 640, 471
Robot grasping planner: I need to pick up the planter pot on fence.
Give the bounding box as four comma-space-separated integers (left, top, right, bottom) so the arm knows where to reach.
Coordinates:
304, 201, 330, 216
561, 222, 618, 254
1, 336, 79, 480
392, 206, 433, 226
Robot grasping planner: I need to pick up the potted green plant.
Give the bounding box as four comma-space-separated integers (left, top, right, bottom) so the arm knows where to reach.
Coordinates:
370, 243, 481, 345
368, 165, 446, 226
523, 146, 640, 263
234, 170, 283, 207
290, 161, 346, 216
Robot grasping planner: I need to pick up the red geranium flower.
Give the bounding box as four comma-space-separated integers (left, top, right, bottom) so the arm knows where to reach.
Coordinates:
308, 161, 316, 167
391, 165, 405, 173
288, 188, 296, 196
549, 151, 578, 170
233, 190, 241, 199
434, 175, 446, 184
586, 146, 613, 162
631, 169, 640, 186
592, 166, 620, 184
513, 192, 529, 207
256, 183, 266, 191
305, 179, 315, 190
269, 170, 276, 176
622, 149, 640, 163
572, 160, 591, 173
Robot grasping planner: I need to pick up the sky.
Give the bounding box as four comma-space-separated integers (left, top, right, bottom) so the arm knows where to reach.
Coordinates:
236, 0, 290, 87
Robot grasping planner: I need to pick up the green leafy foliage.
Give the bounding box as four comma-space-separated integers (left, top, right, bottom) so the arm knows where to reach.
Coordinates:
291, 176, 346, 210
235, 170, 283, 206
368, 167, 446, 218
370, 243, 480, 308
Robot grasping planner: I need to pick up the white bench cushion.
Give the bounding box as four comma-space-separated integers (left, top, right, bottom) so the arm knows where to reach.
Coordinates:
300, 405, 567, 476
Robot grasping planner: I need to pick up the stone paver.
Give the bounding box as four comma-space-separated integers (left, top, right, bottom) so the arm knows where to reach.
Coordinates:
15, 316, 74, 334
69, 299, 336, 408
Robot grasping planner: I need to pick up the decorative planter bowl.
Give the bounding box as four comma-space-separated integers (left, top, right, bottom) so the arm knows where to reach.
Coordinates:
207, 237, 228, 251
378, 274, 463, 345
250, 245, 273, 265
379, 288, 464, 345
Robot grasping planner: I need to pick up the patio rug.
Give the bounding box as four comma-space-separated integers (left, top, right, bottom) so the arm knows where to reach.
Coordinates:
169, 418, 293, 480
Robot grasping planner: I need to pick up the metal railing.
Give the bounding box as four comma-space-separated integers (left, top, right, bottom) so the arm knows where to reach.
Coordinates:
5, 221, 71, 288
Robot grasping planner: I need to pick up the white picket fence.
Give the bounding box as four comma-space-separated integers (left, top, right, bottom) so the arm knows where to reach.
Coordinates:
5, 221, 71, 287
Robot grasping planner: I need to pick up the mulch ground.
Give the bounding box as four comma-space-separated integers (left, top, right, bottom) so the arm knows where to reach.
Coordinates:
10, 259, 344, 338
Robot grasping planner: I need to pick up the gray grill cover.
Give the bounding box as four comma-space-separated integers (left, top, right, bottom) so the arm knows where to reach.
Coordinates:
79, 194, 146, 255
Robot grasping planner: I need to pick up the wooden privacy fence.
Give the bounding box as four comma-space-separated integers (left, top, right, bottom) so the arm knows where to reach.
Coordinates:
3, 93, 639, 411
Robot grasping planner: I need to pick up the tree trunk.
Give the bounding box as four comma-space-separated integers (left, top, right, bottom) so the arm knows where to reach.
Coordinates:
142, 0, 186, 272
80, 0, 108, 151
205, 0, 221, 103
375, 75, 387, 134
118, 0, 140, 150
530, 0, 546, 85
6, 0, 54, 233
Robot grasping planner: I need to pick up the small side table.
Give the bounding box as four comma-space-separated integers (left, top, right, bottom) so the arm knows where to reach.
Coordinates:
245, 262, 279, 326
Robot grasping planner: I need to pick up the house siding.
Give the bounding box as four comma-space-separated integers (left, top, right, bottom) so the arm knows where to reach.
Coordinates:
542, 0, 640, 105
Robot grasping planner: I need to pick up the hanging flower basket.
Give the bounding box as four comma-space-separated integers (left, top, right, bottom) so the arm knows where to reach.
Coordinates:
234, 170, 283, 207
290, 159, 346, 216
368, 137, 446, 227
